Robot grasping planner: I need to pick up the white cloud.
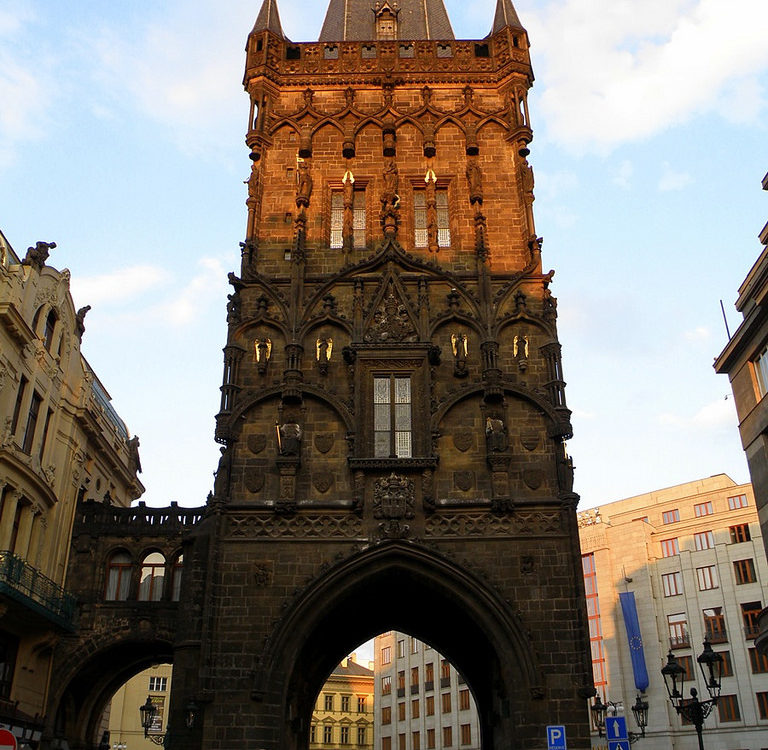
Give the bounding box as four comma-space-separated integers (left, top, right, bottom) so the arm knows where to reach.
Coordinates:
658, 396, 737, 430
527, 0, 768, 151
156, 257, 228, 326
658, 162, 693, 192
684, 326, 710, 341
70, 265, 169, 307
0, 4, 49, 168
85, 2, 256, 158
613, 160, 633, 189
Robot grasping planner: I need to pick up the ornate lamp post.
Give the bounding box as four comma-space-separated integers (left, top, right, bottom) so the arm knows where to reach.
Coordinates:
139, 695, 200, 747
661, 639, 723, 750
590, 694, 649, 743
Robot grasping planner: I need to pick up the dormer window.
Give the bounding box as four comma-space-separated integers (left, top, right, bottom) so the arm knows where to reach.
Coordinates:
374, 1, 399, 40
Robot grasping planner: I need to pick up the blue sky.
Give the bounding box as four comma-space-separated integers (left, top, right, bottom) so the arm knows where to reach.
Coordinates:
1, 0, 767, 508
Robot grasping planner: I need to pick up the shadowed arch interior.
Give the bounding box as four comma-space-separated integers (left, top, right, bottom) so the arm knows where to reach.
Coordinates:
258, 543, 539, 750
54, 639, 174, 748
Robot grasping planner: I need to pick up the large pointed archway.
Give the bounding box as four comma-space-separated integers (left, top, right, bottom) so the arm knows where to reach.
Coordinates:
253, 542, 544, 750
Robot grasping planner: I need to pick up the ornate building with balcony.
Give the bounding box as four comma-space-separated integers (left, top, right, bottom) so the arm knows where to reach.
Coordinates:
579, 474, 768, 749
0, 230, 144, 745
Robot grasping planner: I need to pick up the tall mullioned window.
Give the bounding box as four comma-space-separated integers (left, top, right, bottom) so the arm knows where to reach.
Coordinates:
374, 376, 412, 458
414, 189, 450, 249
330, 189, 366, 250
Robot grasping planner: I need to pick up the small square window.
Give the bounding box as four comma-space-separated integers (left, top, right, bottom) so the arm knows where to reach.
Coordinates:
730, 523, 751, 543
662, 509, 680, 524
694, 531, 714, 551
694, 501, 713, 517
661, 538, 679, 557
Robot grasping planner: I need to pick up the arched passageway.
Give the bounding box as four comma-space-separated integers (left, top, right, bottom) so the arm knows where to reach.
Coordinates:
255, 542, 547, 750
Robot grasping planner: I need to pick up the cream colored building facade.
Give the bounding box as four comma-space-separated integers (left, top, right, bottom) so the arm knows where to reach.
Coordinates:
107, 664, 173, 750
0, 232, 143, 745
579, 474, 768, 750
310, 654, 375, 750
373, 632, 479, 750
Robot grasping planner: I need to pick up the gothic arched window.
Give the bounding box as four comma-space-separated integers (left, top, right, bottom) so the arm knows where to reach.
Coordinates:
105, 551, 132, 601
138, 552, 166, 601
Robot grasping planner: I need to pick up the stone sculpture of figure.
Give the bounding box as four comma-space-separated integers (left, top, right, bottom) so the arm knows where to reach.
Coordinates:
247, 163, 260, 200
485, 417, 508, 453
343, 176, 355, 248
296, 160, 313, 207
344, 87, 355, 108
127, 435, 142, 474
451, 333, 468, 377
75, 305, 91, 341
22, 241, 56, 271
279, 423, 302, 456
520, 155, 534, 199
466, 159, 483, 204
316, 337, 333, 375
381, 158, 399, 207
213, 446, 231, 498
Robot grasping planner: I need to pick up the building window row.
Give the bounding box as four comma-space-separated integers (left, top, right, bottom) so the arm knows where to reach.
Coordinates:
105, 550, 183, 602
327, 185, 452, 251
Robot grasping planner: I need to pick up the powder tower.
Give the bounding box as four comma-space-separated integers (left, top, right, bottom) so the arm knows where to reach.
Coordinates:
52, 1, 596, 748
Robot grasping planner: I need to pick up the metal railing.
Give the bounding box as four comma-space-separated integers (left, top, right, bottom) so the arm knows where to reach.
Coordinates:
0, 550, 76, 630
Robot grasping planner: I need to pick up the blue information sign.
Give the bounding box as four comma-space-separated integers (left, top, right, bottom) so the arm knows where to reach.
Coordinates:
605, 716, 628, 741
546, 725, 567, 750
608, 741, 631, 750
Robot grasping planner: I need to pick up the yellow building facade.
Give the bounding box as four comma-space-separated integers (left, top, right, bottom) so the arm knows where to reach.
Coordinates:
0, 232, 143, 745
107, 664, 173, 750
310, 654, 375, 750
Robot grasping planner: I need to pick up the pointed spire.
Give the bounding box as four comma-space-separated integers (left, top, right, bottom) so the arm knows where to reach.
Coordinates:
251, 0, 286, 38
319, 0, 454, 42
490, 0, 525, 35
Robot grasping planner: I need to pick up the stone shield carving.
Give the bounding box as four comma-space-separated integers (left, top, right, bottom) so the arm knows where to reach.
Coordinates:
453, 431, 473, 452
522, 468, 543, 490
373, 473, 415, 520
313, 471, 334, 493
454, 471, 474, 492
520, 430, 540, 451
248, 434, 267, 454
314, 433, 335, 454
245, 466, 266, 493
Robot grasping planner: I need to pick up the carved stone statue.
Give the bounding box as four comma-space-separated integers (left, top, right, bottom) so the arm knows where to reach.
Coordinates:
278, 423, 302, 456
316, 337, 333, 375
381, 158, 399, 207
466, 159, 483, 204
213, 446, 231, 498
451, 333, 468, 377
127, 435, 142, 474
485, 417, 508, 453
22, 241, 56, 271
75, 305, 91, 341
296, 160, 313, 207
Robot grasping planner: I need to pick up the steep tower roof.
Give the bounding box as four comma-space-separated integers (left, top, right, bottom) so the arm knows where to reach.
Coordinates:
251, 0, 286, 38
489, 0, 525, 34
319, 0, 455, 42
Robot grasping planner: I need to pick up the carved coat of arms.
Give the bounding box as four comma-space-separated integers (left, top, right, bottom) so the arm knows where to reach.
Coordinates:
314, 433, 335, 454
373, 473, 415, 520
248, 434, 267, 454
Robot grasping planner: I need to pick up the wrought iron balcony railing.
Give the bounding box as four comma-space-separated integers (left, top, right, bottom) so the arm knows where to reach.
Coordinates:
0, 550, 77, 631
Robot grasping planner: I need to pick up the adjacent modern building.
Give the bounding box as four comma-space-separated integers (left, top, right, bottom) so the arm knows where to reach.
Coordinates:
0, 231, 144, 746
310, 654, 375, 750
374, 632, 480, 750
579, 474, 768, 750
715, 170, 768, 656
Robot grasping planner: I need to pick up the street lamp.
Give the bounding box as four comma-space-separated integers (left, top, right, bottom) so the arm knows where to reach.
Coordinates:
661, 639, 723, 750
590, 694, 649, 743
139, 696, 167, 746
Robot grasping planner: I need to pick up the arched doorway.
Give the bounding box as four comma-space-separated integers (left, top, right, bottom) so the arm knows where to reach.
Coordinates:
254, 542, 543, 750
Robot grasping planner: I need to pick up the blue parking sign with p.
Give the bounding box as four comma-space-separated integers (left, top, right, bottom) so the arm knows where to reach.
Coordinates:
546, 725, 567, 750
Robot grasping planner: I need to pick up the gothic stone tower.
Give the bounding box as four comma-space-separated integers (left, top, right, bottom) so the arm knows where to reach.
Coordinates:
174, 1, 594, 747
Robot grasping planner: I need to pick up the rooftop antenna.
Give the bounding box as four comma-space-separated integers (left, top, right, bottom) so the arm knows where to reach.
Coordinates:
720, 299, 731, 340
